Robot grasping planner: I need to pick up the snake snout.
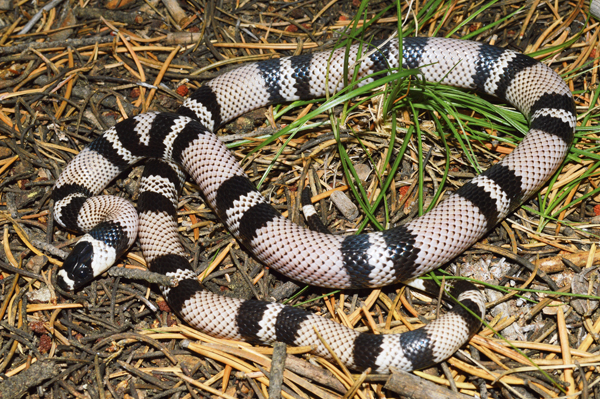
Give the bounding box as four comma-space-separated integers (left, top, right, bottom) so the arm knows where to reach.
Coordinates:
57, 241, 95, 291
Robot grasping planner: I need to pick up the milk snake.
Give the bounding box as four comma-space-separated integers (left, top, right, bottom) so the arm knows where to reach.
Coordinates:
53, 37, 576, 373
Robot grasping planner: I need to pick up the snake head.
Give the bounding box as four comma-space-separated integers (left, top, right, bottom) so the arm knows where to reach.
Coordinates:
57, 241, 95, 291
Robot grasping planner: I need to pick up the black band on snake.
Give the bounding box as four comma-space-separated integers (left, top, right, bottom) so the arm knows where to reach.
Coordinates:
52, 37, 576, 373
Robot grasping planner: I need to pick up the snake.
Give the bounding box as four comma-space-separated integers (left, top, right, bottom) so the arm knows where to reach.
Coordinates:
52, 36, 576, 373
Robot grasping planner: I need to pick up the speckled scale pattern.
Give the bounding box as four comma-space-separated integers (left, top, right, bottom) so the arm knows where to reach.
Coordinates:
138, 161, 187, 262
54, 36, 576, 372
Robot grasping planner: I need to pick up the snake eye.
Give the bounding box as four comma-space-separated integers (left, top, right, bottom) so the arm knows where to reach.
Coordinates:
62, 241, 95, 289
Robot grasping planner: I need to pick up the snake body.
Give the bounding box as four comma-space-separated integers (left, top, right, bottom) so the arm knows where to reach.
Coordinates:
53, 37, 575, 373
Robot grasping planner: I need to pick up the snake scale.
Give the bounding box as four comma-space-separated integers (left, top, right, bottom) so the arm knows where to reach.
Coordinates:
52, 36, 576, 373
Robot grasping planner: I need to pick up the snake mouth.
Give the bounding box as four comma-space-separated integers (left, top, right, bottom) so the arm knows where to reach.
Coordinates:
56, 270, 76, 291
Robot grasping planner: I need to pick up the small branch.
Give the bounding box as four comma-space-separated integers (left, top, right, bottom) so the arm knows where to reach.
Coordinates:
107, 266, 177, 287
31, 240, 69, 260
0, 259, 44, 281
0, 36, 114, 56
18, 0, 66, 34
0, 360, 60, 399
384, 368, 473, 399
267, 342, 287, 399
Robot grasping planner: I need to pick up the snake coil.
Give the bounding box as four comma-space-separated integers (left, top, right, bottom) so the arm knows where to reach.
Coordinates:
53, 37, 575, 373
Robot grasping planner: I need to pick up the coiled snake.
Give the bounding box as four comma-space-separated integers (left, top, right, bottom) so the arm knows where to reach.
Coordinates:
53, 37, 576, 373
